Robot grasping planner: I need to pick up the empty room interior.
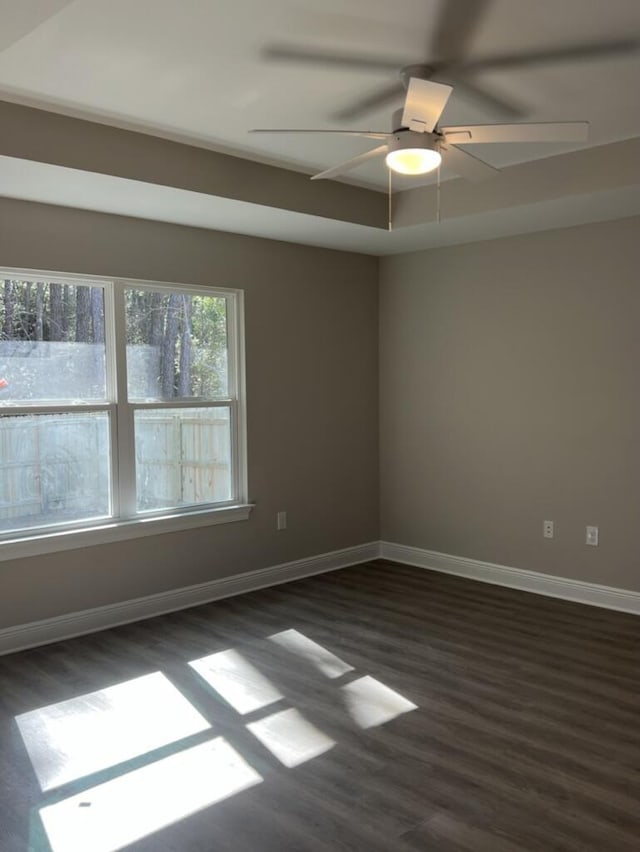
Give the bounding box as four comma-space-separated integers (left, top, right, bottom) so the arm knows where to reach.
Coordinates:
1, 1, 639, 850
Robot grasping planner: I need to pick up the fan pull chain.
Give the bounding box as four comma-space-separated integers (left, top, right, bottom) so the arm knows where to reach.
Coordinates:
436, 164, 441, 224
388, 167, 393, 231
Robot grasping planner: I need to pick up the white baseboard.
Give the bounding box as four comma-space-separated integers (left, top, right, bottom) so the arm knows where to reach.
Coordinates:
380, 541, 640, 615
0, 541, 379, 656
3, 539, 638, 655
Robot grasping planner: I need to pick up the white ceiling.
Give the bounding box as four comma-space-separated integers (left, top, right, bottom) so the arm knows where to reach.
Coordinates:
0, 0, 639, 252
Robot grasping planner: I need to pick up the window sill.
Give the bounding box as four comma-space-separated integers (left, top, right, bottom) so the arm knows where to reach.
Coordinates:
0, 504, 254, 562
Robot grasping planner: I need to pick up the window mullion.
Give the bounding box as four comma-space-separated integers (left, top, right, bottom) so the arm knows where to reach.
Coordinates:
112, 286, 136, 518
0, 403, 111, 416
130, 402, 231, 412
232, 291, 247, 503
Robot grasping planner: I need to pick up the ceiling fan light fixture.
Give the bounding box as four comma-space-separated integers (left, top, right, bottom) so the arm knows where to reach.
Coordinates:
385, 130, 442, 176
385, 147, 442, 175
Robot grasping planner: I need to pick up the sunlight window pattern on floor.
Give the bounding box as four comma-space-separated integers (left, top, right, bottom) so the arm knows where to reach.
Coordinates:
16, 672, 210, 791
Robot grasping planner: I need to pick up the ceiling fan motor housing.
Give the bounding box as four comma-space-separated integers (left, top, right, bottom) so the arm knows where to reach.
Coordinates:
387, 129, 441, 155
391, 106, 444, 139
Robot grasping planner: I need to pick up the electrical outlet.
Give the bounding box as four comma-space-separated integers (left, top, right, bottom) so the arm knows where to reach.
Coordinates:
277, 511, 287, 531
543, 520, 554, 539
586, 525, 598, 546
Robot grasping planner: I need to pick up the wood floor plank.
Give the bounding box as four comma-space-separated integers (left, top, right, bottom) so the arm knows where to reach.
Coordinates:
0, 560, 638, 851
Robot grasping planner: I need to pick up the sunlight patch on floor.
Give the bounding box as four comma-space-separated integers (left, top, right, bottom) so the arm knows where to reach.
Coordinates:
189, 648, 284, 714
16, 672, 210, 791
247, 707, 335, 768
341, 676, 417, 729
17, 633, 419, 850
268, 629, 354, 679
39, 736, 262, 852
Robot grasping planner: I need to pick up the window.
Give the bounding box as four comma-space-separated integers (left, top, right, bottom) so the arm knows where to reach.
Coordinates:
0, 270, 248, 553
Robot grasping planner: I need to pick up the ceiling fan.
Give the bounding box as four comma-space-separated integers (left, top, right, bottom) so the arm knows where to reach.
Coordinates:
251, 72, 589, 184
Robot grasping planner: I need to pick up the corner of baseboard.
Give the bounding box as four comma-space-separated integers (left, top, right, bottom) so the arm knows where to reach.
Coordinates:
3, 538, 636, 657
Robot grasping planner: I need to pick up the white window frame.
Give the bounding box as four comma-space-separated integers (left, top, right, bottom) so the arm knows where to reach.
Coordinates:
0, 268, 251, 562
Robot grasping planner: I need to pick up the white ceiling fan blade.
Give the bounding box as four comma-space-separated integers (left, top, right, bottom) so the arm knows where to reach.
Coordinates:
250, 129, 391, 140
311, 144, 388, 181
440, 144, 499, 182
401, 78, 453, 133
441, 122, 589, 145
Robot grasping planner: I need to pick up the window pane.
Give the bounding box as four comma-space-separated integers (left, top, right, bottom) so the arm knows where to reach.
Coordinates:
135, 407, 231, 512
0, 412, 111, 535
0, 278, 106, 403
125, 289, 228, 401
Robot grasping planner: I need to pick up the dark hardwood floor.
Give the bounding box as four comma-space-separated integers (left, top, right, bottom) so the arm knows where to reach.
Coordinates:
1, 560, 639, 852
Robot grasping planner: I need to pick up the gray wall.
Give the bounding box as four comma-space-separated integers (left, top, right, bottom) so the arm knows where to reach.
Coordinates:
0, 198, 379, 627
3, 198, 638, 629
380, 216, 640, 592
